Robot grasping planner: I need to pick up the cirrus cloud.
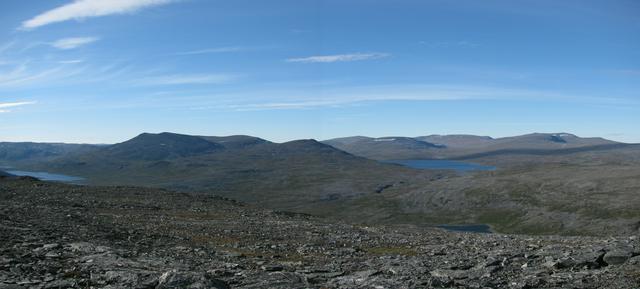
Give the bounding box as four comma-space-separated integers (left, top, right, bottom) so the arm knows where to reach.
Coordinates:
286, 52, 390, 63
0, 101, 36, 113
51, 37, 99, 50
133, 74, 240, 86
21, 0, 178, 30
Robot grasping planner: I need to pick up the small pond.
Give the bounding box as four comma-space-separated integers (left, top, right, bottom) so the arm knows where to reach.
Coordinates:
7, 170, 85, 184
385, 159, 496, 173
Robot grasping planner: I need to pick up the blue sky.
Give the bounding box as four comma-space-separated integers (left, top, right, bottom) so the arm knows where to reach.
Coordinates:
0, 0, 639, 143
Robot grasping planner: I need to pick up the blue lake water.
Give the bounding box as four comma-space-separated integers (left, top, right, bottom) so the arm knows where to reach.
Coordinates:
7, 170, 85, 184
437, 224, 492, 233
386, 159, 496, 173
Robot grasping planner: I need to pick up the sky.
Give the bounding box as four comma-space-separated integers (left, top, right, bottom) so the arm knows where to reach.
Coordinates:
0, 0, 639, 144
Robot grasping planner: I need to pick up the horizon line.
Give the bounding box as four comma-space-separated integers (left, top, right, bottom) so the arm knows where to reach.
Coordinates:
0, 131, 633, 145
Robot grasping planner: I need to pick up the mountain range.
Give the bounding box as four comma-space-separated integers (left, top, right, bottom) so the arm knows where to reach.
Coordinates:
323, 133, 622, 160
13, 132, 424, 210
1, 132, 638, 235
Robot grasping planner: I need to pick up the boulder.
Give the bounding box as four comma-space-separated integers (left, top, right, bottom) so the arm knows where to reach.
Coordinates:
156, 270, 230, 289
603, 249, 634, 265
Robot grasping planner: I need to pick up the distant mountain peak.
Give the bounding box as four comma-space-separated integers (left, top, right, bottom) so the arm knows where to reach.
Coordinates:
199, 135, 270, 149
281, 139, 328, 147
374, 138, 397, 142
552, 133, 577, 137
105, 132, 223, 160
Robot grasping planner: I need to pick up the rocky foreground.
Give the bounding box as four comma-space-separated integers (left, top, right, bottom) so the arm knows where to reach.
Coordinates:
0, 177, 639, 288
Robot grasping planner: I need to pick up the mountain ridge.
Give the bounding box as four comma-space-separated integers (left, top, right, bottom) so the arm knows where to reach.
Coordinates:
323, 132, 623, 160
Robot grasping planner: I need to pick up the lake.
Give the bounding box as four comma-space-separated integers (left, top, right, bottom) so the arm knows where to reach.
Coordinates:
437, 224, 492, 233
386, 159, 496, 173
7, 170, 85, 184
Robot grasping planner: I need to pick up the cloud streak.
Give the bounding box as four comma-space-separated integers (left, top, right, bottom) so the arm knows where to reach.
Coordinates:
21, 0, 177, 30
51, 37, 99, 49
286, 53, 390, 63
0, 101, 36, 113
0, 60, 90, 88
175, 47, 247, 56
195, 84, 634, 111
134, 74, 239, 86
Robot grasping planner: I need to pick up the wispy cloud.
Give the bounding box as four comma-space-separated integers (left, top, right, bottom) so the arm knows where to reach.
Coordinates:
0, 52, 100, 88
0, 101, 36, 113
286, 53, 390, 63
224, 100, 345, 111
0, 64, 65, 88
175, 47, 247, 56
419, 40, 479, 48
58, 59, 85, 64
51, 37, 99, 49
189, 84, 635, 112
0, 42, 15, 56
605, 69, 640, 76
134, 74, 239, 86
21, 0, 178, 30
219, 85, 489, 111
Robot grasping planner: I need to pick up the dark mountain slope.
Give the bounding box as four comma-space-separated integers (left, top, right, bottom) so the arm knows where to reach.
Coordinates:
0, 142, 99, 166
417, 134, 495, 149
101, 132, 223, 161
199, 135, 270, 149
322, 136, 445, 160
452, 143, 632, 161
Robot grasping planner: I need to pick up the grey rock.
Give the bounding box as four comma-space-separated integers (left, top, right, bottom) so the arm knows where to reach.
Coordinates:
156, 270, 229, 289
0, 284, 23, 289
43, 279, 75, 289
603, 248, 634, 265
554, 250, 605, 269
261, 264, 284, 272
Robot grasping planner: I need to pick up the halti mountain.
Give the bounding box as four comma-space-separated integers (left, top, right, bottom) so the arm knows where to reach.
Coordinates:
323, 133, 621, 160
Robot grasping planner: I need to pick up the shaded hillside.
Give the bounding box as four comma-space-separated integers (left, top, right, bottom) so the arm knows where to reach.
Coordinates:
451, 143, 631, 162
323, 136, 445, 160
324, 133, 622, 160
199, 135, 270, 149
